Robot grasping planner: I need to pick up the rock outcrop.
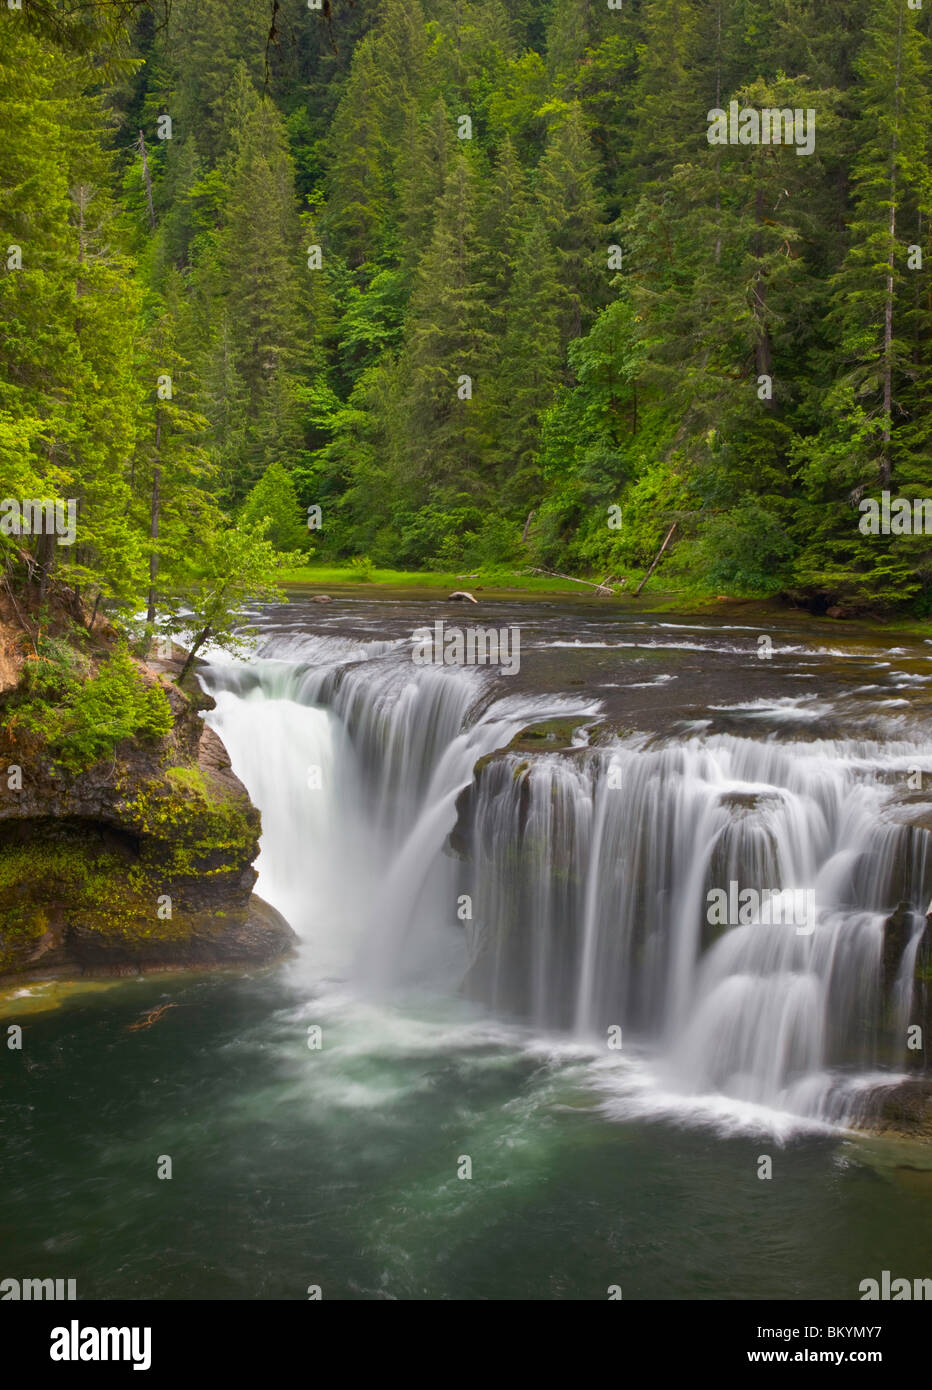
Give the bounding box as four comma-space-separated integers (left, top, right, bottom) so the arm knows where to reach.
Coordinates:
0, 660, 296, 978
858, 1079, 932, 1142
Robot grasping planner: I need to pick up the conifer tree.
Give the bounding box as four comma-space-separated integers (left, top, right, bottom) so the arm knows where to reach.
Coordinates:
830, 0, 931, 488
400, 156, 493, 495
481, 214, 562, 508
535, 105, 607, 342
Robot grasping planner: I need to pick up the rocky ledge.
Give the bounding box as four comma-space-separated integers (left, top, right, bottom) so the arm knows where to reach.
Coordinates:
856, 1079, 932, 1143
0, 657, 296, 979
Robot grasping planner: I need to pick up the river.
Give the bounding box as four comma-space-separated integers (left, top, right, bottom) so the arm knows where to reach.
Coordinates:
3, 591, 931, 1299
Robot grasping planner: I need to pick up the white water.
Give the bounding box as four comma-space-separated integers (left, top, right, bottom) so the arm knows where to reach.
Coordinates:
203, 633, 932, 1133
205, 640, 601, 985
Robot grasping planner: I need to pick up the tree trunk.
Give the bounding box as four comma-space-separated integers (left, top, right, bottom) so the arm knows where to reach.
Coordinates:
635, 523, 677, 597
881, 4, 904, 488
37, 529, 54, 601
138, 130, 156, 231
146, 414, 161, 627
177, 627, 211, 685
713, 2, 723, 266
881, 195, 896, 487
753, 185, 774, 407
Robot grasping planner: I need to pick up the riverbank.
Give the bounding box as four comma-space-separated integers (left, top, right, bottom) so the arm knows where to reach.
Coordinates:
278, 563, 611, 594
278, 564, 932, 636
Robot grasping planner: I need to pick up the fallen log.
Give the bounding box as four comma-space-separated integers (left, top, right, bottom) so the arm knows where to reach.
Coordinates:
525, 568, 623, 596
634, 523, 677, 597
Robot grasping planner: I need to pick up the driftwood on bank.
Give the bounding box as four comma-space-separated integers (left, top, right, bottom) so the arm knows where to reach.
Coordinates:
525, 568, 625, 596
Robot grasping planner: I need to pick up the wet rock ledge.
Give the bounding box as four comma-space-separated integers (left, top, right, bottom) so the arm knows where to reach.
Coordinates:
0, 661, 296, 979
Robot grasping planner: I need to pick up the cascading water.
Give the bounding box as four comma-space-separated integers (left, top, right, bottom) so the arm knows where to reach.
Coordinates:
457, 737, 930, 1121
203, 628, 932, 1131
203, 636, 602, 986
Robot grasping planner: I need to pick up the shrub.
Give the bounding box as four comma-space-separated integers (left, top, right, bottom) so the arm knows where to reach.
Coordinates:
349, 554, 375, 581
695, 501, 796, 596
7, 642, 173, 772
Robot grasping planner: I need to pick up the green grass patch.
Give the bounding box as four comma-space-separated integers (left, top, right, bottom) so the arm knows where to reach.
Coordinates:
278, 564, 620, 593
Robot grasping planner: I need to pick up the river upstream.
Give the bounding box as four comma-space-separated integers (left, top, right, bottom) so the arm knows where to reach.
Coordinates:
3, 591, 932, 1299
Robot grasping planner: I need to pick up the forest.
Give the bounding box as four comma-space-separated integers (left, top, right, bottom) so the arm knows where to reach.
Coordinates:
2, 0, 932, 621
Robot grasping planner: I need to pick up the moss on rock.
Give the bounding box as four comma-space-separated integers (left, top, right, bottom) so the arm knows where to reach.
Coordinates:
0, 655, 294, 977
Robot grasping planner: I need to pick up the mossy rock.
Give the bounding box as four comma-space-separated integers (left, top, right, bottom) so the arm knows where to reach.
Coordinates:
0, 651, 292, 976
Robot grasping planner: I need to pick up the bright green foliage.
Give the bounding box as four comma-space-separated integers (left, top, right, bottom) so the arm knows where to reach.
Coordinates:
161, 525, 287, 681
239, 461, 311, 553
2, 0, 932, 619
789, 0, 932, 606
694, 500, 797, 596
0, 18, 144, 604
5, 641, 172, 773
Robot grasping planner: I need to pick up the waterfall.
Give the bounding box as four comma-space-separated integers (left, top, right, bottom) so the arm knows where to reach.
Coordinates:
457, 738, 931, 1120
203, 637, 601, 985
203, 634, 931, 1127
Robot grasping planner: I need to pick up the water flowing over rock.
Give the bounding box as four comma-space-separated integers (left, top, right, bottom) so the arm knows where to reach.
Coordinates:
455, 739, 930, 1120
204, 627, 932, 1133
